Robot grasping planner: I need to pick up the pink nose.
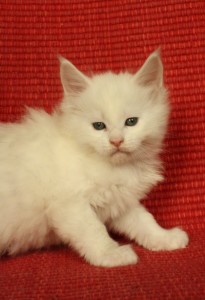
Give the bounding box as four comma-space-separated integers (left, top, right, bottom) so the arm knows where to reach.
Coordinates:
110, 139, 124, 148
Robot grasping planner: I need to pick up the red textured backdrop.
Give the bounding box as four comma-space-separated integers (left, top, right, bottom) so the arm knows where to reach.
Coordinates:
0, 1, 205, 299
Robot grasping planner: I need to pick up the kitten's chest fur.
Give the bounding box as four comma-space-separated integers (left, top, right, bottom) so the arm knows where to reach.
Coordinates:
89, 181, 136, 222
80, 157, 161, 222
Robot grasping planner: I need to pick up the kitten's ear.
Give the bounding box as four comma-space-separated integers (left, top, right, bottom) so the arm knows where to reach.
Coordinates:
134, 50, 163, 88
59, 56, 90, 95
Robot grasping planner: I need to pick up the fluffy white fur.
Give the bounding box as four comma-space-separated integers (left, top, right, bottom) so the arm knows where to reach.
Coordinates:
0, 51, 189, 267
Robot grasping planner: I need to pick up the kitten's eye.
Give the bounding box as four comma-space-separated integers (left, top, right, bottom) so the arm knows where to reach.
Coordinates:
92, 122, 106, 130
125, 117, 138, 127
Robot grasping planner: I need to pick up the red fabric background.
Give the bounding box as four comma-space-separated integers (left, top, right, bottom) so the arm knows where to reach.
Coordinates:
0, 1, 204, 299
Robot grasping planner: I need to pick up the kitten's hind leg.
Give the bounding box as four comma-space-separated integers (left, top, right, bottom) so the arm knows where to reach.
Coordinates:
109, 204, 189, 251
50, 202, 138, 267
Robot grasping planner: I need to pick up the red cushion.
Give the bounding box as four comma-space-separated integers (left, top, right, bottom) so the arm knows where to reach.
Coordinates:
0, 1, 204, 299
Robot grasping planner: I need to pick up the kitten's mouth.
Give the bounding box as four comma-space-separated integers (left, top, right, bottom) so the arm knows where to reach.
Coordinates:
111, 149, 129, 156
110, 148, 133, 164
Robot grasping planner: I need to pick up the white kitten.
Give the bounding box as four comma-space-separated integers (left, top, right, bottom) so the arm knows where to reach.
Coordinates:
0, 51, 188, 267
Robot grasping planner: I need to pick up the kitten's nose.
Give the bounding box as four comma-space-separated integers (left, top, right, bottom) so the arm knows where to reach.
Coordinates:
109, 139, 124, 148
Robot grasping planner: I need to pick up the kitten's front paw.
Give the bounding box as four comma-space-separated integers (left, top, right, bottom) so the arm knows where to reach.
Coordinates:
146, 227, 189, 251
163, 227, 189, 250
91, 245, 138, 267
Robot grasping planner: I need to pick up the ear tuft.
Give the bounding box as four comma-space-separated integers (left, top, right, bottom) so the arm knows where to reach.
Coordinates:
59, 56, 90, 95
134, 50, 163, 88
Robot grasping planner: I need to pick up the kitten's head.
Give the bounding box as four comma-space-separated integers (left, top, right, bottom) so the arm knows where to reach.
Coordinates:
59, 50, 169, 164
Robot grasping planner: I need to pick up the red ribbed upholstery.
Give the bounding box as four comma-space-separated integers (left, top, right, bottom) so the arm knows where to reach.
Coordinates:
0, 1, 204, 299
